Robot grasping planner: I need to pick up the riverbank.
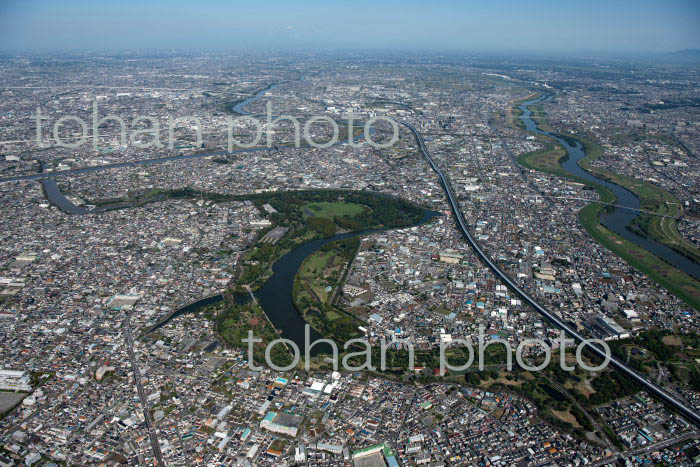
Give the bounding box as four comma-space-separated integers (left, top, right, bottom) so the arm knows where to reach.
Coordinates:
507, 91, 541, 130
151, 189, 433, 358
576, 137, 700, 264
513, 94, 700, 309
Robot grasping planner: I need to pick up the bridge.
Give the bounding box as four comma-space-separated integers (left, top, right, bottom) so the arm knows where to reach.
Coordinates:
145, 293, 223, 334
402, 120, 700, 428
522, 194, 680, 219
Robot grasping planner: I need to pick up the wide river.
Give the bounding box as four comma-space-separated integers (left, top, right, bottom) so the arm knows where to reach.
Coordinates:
153, 209, 439, 355
27, 81, 436, 355
518, 95, 700, 280
35, 86, 693, 355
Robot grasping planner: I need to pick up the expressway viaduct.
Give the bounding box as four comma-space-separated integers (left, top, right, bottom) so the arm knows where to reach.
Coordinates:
402, 121, 700, 428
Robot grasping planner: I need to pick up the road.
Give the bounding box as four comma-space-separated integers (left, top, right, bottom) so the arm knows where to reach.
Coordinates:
590, 431, 698, 466
521, 194, 678, 218
123, 311, 165, 466
402, 120, 700, 429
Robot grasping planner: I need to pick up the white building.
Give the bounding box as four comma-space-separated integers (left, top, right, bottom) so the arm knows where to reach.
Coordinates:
0, 369, 31, 392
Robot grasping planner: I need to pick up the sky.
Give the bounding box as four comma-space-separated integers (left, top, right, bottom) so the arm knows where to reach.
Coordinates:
0, 0, 699, 55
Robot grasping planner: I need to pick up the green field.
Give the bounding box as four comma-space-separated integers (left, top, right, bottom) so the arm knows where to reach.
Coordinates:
293, 237, 364, 343
507, 91, 541, 130
528, 103, 554, 132
517, 143, 569, 176
161, 189, 427, 369
575, 137, 700, 263
512, 102, 700, 309
214, 300, 293, 368
298, 249, 343, 304
510, 107, 525, 130
303, 201, 367, 219
229, 190, 424, 292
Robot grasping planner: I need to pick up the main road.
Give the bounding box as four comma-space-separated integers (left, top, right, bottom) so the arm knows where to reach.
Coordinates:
123, 311, 165, 466
402, 121, 700, 428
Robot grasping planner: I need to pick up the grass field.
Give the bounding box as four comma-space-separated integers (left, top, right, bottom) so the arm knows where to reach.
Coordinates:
528, 103, 554, 132
303, 201, 367, 219
297, 249, 344, 304
512, 102, 700, 309
293, 237, 364, 343
576, 137, 700, 263
510, 107, 525, 130
551, 409, 581, 428
517, 144, 568, 176
0, 392, 25, 415
506, 91, 541, 130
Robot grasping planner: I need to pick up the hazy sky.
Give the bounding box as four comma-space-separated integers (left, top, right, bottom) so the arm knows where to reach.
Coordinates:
1, 0, 698, 55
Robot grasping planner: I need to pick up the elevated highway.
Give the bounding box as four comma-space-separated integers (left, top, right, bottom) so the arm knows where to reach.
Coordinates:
402, 121, 700, 428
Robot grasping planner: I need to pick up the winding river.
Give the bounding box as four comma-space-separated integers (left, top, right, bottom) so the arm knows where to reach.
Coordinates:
0, 85, 283, 186
153, 209, 439, 355
232, 83, 278, 115
29, 81, 435, 355
518, 95, 700, 280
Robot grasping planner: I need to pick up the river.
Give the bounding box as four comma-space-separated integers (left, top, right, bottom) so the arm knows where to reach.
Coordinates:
152, 209, 439, 356
27, 81, 366, 215
29, 85, 284, 212
518, 95, 700, 280
250, 208, 439, 354
232, 83, 278, 115
0, 85, 286, 186
31, 81, 433, 356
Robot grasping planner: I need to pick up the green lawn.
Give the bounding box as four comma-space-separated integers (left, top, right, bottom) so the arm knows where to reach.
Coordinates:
517, 144, 568, 176
303, 201, 367, 219
507, 91, 541, 130
512, 108, 700, 309
577, 137, 699, 263
301, 250, 335, 276
293, 237, 364, 343
529, 104, 554, 132
578, 203, 700, 310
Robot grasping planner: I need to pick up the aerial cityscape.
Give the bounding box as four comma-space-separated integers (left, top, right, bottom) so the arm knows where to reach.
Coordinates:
1, 1, 699, 466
